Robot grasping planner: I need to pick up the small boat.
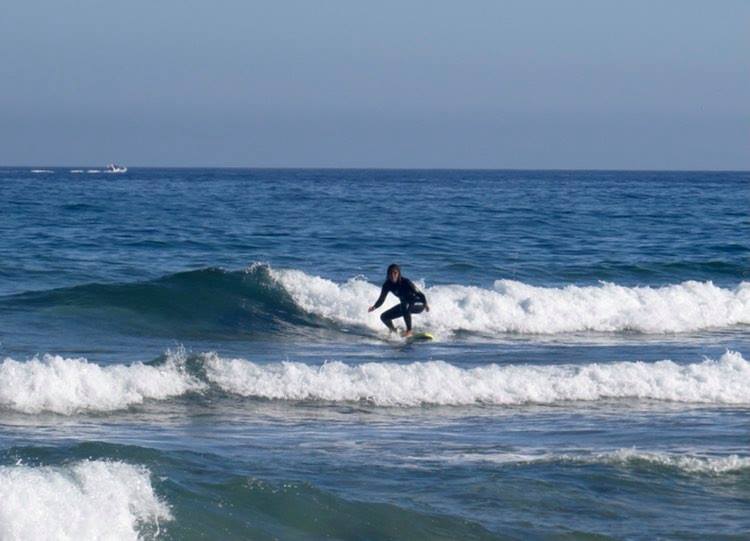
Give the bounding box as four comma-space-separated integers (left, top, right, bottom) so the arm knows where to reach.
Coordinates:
105, 164, 127, 173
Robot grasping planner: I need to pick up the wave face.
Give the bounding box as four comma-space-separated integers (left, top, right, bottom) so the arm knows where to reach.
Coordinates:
272, 268, 750, 335
0, 460, 170, 540
2, 265, 321, 338
204, 350, 750, 406
0, 354, 204, 414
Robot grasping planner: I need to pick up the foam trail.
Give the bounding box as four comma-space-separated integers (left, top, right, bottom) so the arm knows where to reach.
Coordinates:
204, 351, 750, 406
0, 460, 171, 540
0, 354, 205, 414
271, 268, 750, 334
440, 449, 750, 474
584, 449, 750, 474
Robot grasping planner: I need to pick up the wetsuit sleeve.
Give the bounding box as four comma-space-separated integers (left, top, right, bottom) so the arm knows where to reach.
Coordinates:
372, 282, 389, 309
405, 279, 427, 304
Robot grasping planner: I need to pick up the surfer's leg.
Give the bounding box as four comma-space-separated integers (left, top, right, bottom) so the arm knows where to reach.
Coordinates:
402, 302, 413, 331
403, 302, 425, 331
380, 304, 403, 332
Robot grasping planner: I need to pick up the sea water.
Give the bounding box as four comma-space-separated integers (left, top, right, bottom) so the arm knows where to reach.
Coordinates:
0, 168, 748, 539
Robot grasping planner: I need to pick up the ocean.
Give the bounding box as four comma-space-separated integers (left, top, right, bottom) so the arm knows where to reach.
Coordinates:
0, 167, 748, 540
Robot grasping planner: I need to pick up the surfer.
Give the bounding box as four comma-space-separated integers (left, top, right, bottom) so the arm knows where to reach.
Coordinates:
368, 264, 429, 337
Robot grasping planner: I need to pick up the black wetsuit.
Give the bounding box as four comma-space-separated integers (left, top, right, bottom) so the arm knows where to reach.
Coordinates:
372, 278, 427, 331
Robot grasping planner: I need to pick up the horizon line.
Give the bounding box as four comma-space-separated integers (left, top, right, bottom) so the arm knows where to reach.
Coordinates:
4, 164, 749, 174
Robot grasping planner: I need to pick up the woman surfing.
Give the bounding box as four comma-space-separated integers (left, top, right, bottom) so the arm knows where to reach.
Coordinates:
368, 264, 429, 337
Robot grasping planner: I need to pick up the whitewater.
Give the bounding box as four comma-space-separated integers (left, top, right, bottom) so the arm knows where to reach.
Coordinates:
0, 461, 170, 540
1, 350, 748, 414
272, 267, 750, 334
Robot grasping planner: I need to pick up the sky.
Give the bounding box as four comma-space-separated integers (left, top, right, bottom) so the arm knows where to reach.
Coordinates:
0, 0, 747, 169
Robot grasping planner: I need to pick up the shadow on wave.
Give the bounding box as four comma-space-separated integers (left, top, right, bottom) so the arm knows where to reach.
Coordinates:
0, 266, 365, 340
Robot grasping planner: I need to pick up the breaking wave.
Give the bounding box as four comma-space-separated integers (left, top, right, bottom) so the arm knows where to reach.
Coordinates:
3, 265, 748, 339
0, 354, 204, 414
203, 350, 750, 406
271, 267, 750, 335
0, 460, 171, 540
4, 349, 748, 414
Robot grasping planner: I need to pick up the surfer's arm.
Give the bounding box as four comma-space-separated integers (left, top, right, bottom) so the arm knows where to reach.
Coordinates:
368, 283, 389, 311
405, 279, 429, 309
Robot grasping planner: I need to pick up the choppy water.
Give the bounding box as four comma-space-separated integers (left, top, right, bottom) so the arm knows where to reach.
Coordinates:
1, 168, 748, 539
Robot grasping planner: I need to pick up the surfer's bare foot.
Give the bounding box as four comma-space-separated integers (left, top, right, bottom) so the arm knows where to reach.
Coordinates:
401, 330, 413, 338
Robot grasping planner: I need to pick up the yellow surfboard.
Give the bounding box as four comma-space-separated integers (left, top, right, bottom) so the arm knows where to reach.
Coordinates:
406, 332, 434, 342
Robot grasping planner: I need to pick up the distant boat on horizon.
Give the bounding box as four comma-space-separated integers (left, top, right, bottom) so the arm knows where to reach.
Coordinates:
105, 163, 127, 173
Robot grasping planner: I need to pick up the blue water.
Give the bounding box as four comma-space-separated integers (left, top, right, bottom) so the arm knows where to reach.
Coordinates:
1, 168, 748, 539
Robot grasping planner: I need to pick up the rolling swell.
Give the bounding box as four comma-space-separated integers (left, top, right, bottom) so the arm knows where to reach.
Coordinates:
4, 441, 744, 540
161, 474, 498, 541
1, 442, 497, 541
0, 265, 330, 339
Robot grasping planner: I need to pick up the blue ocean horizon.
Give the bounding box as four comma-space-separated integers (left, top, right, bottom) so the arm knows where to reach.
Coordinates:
1, 167, 748, 539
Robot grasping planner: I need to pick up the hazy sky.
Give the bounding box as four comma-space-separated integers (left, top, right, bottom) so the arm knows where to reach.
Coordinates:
1, 0, 747, 169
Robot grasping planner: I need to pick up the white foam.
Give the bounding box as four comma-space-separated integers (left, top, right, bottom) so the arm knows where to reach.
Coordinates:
0, 460, 171, 540
0, 354, 205, 415
204, 351, 750, 406
270, 268, 750, 334
436, 449, 750, 474
29, 169, 54, 173
586, 448, 750, 474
